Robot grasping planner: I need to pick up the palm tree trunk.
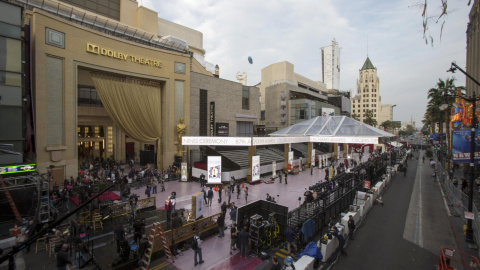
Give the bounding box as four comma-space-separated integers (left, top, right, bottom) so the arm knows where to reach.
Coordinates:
438, 120, 443, 161
446, 109, 451, 171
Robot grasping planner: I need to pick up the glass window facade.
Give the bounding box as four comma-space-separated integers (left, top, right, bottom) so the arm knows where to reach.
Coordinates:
236, 121, 253, 137
290, 98, 338, 125
242, 86, 249, 110
78, 85, 103, 107
199, 89, 208, 136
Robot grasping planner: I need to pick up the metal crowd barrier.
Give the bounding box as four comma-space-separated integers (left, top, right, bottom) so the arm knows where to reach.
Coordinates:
286, 153, 390, 237
440, 173, 480, 248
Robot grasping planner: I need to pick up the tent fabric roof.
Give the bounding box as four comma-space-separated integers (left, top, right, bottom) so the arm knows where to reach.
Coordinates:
361, 57, 375, 70
270, 116, 395, 138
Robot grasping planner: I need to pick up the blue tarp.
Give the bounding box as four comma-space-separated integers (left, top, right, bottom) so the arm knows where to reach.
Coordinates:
298, 241, 323, 261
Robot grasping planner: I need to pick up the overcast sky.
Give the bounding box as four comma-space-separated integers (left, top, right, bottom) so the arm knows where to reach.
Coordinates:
142, 0, 471, 125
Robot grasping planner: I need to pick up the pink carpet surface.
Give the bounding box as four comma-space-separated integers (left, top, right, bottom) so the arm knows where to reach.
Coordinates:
70, 191, 122, 206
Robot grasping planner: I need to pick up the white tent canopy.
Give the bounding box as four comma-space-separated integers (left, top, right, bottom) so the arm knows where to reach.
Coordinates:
270, 116, 395, 141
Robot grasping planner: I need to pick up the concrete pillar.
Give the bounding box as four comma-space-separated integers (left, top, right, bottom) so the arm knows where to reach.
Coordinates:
334, 143, 338, 160
247, 146, 256, 183
343, 143, 348, 158
284, 144, 289, 173
307, 142, 313, 168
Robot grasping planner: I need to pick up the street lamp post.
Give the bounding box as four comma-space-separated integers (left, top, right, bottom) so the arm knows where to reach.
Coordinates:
447, 62, 480, 242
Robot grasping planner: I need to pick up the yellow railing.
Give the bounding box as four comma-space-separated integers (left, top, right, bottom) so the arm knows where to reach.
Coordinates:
153, 212, 221, 252
77, 196, 157, 223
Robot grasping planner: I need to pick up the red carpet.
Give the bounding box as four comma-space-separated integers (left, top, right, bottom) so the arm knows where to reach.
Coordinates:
70, 191, 122, 206
209, 253, 264, 270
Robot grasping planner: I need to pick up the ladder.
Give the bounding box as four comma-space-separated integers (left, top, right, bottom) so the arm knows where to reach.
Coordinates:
0, 181, 22, 223
140, 222, 174, 270
156, 223, 174, 264
140, 222, 158, 270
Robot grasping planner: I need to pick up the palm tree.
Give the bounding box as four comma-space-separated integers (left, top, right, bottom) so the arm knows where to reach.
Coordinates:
425, 78, 457, 166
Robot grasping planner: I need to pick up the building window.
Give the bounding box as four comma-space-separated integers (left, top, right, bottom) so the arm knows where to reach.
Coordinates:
174, 62, 186, 74
242, 86, 249, 110
374, 109, 377, 112
299, 109, 306, 119
261, 110, 265, 120
78, 85, 103, 107
374, 114, 376, 117
363, 109, 365, 112
236, 121, 253, 137
353, 105, 355, 108
366, 104, 369, 107
199, 89, 208, 136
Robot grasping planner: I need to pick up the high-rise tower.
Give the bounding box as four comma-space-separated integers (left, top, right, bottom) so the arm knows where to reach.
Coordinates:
350, 57, 381, 124
321, 39, 341, 92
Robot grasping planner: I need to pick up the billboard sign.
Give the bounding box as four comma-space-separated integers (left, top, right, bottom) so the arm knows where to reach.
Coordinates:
452, 129, 480, 163
0, 164, 36, 175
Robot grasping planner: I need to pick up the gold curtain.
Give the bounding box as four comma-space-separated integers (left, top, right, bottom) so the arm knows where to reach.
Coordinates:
91, 73, 162, 168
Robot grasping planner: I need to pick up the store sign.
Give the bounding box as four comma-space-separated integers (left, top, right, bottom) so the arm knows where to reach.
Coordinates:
182, 136, 251, 146
210, 102, 215, 136
216, 123, 229, 136
86, 43, 162, 68
0, 164, 36, 175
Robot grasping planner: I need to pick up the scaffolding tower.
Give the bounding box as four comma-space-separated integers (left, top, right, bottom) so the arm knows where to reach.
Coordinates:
0, 172, 53, 223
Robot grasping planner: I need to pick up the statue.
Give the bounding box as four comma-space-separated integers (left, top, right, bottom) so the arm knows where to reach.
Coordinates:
236, 72, 247, 85
176, 118, 186, 156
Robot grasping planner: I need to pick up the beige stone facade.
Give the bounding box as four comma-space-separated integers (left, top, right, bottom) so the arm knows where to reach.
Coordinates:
351, 57, 394, 126
467, 0, 480, 96
25, 1, 208, 180
190, 72, 261, 136
258, 61, 339, 133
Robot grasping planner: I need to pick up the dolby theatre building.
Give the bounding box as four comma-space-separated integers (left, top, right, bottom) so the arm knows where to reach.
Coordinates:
9, 0, 216, 180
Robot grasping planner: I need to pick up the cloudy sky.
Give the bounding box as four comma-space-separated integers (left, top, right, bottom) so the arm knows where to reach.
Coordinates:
142, 0, 471, 125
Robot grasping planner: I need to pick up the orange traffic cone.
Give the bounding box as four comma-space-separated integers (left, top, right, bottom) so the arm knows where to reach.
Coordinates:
242, 181, 244, 188
13, 224, 18, 236
214, 185, 218, 191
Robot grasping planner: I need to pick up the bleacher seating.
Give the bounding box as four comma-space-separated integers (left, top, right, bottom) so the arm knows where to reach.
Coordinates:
292, 143, 322, 157
217, 148, 284, 169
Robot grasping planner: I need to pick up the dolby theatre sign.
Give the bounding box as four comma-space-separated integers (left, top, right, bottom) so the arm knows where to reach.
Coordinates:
86, 43, 162, 68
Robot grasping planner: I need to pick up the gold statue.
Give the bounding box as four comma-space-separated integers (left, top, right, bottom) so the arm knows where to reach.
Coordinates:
176, 118, 186, 156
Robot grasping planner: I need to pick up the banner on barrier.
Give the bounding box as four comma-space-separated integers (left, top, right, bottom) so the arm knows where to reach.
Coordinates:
207, 156, 222, 183
252, 155, 260, 181
272, 161, 277, 177
181, 162, 188, 181
311, 151, 315, 167
288, 151, 293, 171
